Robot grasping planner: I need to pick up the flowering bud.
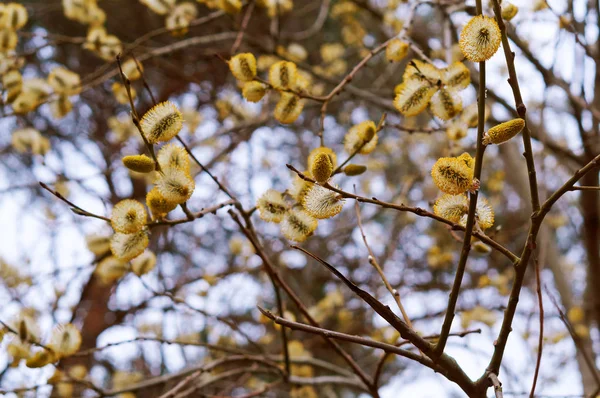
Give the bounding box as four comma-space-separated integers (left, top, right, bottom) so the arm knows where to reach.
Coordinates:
122, 154, 156, 173
386, 38, 409, 62
430, 88, 462, 120
483, 118, 525, 145
274, 92, 304, 124
310, 153, 333, 183
394, 79, 437, 117
228, 53, 257, 82
110, 199, 147, 234
140, 101, 183, 143
431, 157, 476, 195
343, 164, 367, 176
110, 230, 149, 262
344, 121, 378, 154
242, 81, 268, 102
269, 61, 297, 90
280, 209, 318, 242
302, 185, 344, 219
459, 15, 502, 62
257, 189, 287, 223
502, 3, 519, 21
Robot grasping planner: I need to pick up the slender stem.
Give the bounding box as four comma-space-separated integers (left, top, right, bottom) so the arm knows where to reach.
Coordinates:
435, 0, 488, 356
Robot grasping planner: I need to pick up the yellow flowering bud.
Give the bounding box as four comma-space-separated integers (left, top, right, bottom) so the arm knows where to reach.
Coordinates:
157, 143, 190, 173
228, 53, 257, 82
308, 147, 337, 170
122, 154, 156, 173
473, 241, 492, 254
121, 58, 143, 81
146, 186, 178, 218
110, 199, 147, 234
274, 92, 304, 124
1, 3, 28, 30
50, 96, 73, 119
49, 324, 81, 357
320, 43, 345, 63
140, 101, 183, 143
302, 185, 344, 219
457, 152, 475, 170
442, 62, 470, 91
430, 88, 462, 120
131, 250, 157, 276
280, 209, 318, 242
11, 127, 50, 155
3, 69, 22, 103
155, 167, 195, 204
433, 194, 468, 223
242, 81, 268, 102
385, 38, 409, 62
26, 349, 57, 368
48, 67, 81, 96
343, 164, 367, 176
310, 152, 333, 183
257, 189, 287, 223
483, 118, 525, 145
459, 15, 501, 62
68, 365, 88, 380
0, 28, 18, 52
502, 3, 519, 21
110, 230, 149, 262
269, 61, 298, 90
446, 121, 468, 141
95, 256, 128, 285
290, 171, 314, 203
403, 59, 442, 83
344, 121, 378, 155
394, 79, 437, 117
85, 234, 111, 256
431, 157, 476, 195
112, 82, 135, 105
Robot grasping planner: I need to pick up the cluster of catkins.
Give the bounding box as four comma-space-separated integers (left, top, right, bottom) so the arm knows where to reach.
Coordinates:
89, 101, 192, 278
5, 310, 82, 370
428, 12, 529, 232
256, 121, 378, 242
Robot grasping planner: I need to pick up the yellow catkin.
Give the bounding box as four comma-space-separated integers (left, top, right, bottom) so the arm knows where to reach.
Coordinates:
343, 164, 367, 176
302, 185, 344, 219
139, 101, 183, 144
431, 157, 475, 195
308, 147, 337, 170
310, 153, 333, 183
110, 230, 149, 262
502, 3, 519, 21
269, 61, 298, 90
242, 81, 268, 102
343, 121, 378, 154
228, 53, 257, 81
442, 62, 470, 91
274, 92, 304, 124
433, 194, 469, 223
257, 189, 287, 223
146, 186, 178, 218
483, 118, 525, 145
394, 79, 437, 117
280, 209, 318, 242
459, 15, 502, 62
385, 38, 409, 62
430, 88, 462, 120
110, 199, 147, 234
122, 154, 156, 173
